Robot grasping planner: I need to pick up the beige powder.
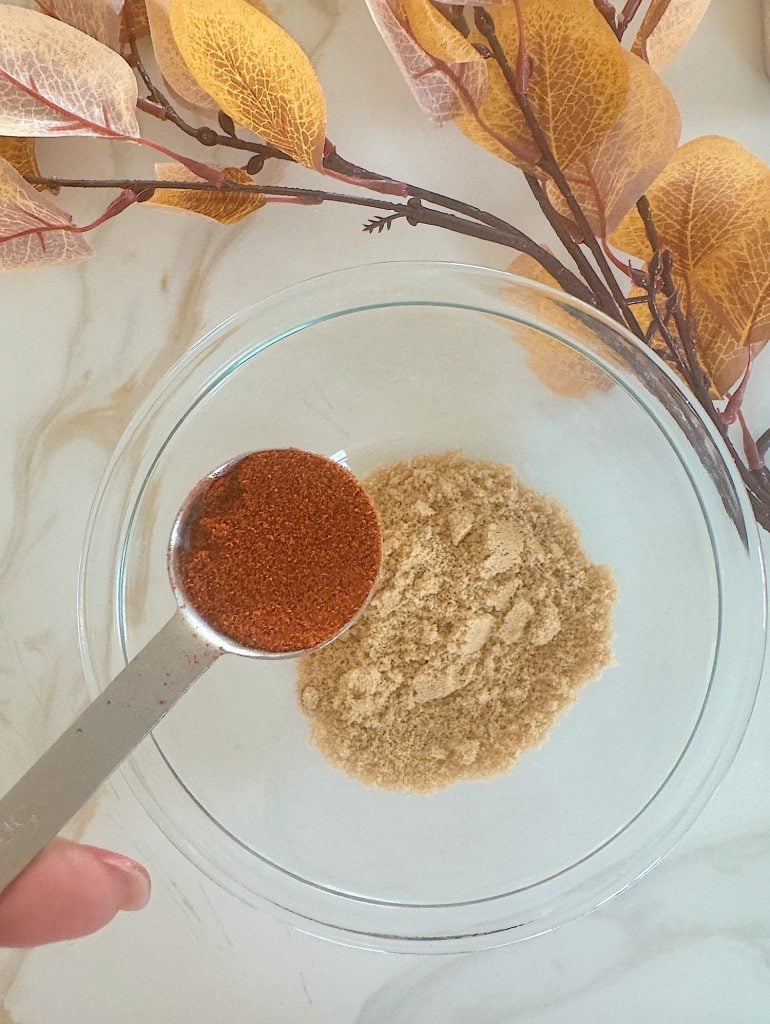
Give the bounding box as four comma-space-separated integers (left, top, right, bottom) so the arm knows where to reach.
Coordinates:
296, 452, 617, 792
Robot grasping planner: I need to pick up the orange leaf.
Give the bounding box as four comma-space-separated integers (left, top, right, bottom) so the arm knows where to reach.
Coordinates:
689, 219, 770, 394
632, 0, 712, 70
0, 136, 50, 191
687, 284, 759, 397
546, 53, 680, 237
0, 6, 139, 138
364, 0, 487, 123
0, 153, 91, 269
146, 0, 215, 108
148, 163, 266, 223
611, 138, 769, 392
611, 136, 770, 272
623, 216, 770, 397
35, 0, 126, 51
508, 251, 612, 398
694, 220, 770, 351
146, 0, 268, 111
169, 0, 327, 169
456, 0, 629, 171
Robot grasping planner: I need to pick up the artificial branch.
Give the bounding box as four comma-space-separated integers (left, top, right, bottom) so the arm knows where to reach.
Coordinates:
616, 0, 645, 38
121, 17, 595, 305
474, 5, 645, 341
22, 172, 595, 287
525, 172, 620, 321
321, 149, 595, 303
635, 197, 709, 394
592, 0, 645, 39
592, 0, 620, 37
634, 195, 770, 527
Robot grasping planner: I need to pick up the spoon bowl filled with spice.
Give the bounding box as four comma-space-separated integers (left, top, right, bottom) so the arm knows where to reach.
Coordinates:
169, 448, 382, 659
78, 262, 765, 953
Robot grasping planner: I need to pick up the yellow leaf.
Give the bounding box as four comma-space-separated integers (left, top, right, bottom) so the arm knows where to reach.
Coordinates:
147, 0, 269, 110
0, 153, 92, 269
0, 136, 49, 190
611, 136, 770, 272
508, 251, 612, 398
400, 0, 483, 64
147, 0, 216, 108
456, 0, 629, 171
148, 163, 266, 223
689, 289, 754, 397
632, 0, 712, 70
170, 0, 327, 169
612, 139, 770, 393
546, 53, 680, 237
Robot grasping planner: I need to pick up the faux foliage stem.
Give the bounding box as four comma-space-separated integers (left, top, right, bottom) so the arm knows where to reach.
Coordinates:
22, 173, 594, 288
635, 196, 770, 522
474, 5, 645, 340
122, 22, 593, 304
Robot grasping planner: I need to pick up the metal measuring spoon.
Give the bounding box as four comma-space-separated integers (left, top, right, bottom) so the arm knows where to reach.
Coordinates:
0, 450, 380, 894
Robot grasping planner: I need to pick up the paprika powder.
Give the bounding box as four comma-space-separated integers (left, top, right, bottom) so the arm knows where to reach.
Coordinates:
176, 449, 382, 654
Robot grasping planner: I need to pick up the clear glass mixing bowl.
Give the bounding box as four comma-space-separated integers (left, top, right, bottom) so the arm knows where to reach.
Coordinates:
79, 262, 766, 953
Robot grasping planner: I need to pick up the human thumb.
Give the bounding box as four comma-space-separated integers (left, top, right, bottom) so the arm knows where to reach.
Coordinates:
0, 837, 150, 947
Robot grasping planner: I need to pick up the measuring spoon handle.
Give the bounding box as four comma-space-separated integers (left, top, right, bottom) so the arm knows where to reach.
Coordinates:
0, 612, 219, 894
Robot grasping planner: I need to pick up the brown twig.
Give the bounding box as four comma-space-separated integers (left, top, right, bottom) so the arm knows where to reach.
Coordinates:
636, 197, 710, 397
757, 427, 770, 460
634, 195, 770, 521
643, 257, 688, 377
22, 173, 595, 290
525, 172, 621, 320
321, 149, 595, 303
616, 0, 645, 38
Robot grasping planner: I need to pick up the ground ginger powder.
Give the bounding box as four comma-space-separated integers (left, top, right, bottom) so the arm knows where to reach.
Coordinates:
296, 452, 617, 792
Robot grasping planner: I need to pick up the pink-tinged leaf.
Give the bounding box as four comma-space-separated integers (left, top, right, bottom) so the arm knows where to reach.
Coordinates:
0, 153, 92, 268
364, 0, 488, 123
0, 5, 139, 138
35, 0, 126, 52
632, 0, 712, 70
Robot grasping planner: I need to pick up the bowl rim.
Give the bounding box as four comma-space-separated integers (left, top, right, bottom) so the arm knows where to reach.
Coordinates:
78, 259, 767, 953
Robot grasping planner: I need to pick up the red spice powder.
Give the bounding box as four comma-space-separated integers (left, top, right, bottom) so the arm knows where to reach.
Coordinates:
175, 449, 382, 653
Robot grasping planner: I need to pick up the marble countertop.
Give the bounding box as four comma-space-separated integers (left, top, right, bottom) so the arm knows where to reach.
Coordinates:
2, 2, 769, 1019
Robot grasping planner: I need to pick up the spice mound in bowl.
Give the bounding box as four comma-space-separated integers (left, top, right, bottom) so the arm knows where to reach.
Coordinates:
297, 451, 617, 792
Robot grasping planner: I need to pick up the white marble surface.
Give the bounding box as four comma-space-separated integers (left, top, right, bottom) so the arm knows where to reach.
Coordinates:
1, 1, 770, 1019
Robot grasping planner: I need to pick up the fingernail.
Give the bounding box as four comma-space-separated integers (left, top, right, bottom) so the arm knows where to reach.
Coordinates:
92, 849, 152, 912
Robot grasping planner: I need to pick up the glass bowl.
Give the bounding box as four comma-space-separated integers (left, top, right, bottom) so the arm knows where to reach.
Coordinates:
79, 262, 766, 953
